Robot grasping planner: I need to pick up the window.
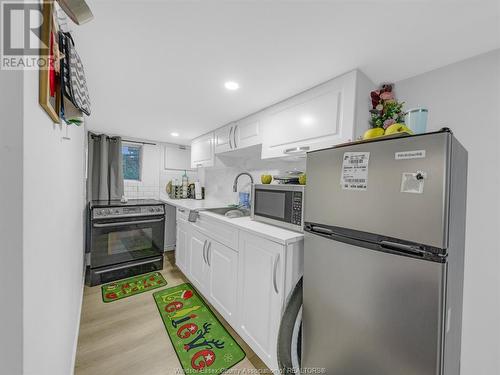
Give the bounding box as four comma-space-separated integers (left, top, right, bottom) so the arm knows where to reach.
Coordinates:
122, 144, 142, 181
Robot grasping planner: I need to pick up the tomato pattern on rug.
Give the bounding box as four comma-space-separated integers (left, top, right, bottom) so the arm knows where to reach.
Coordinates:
153, 283, 245, 374
101, 272, 167, 302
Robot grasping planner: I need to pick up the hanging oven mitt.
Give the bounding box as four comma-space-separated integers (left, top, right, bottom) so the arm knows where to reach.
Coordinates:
59, 31, 91, 116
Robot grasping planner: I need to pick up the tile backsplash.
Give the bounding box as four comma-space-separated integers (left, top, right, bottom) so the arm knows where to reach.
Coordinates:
124, 180, 159, 199
200, 153, 306, 204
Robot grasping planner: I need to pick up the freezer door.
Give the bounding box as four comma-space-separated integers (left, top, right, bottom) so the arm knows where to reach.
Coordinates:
302, 232, 446, 375
305, 132, 451, 249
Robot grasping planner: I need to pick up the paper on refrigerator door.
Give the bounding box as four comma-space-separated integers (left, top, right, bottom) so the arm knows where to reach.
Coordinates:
341, 152, 370, 190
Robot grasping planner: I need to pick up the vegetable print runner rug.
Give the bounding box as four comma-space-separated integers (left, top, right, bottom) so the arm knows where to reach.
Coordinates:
101, 272, 167, 302
153, 283, 245, 374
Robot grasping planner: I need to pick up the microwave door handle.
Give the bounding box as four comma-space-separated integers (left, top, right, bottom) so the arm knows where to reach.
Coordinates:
93, 218, 164, 228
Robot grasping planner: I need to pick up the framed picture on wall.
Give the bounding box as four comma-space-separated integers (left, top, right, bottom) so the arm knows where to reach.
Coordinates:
39, 0, 61, 123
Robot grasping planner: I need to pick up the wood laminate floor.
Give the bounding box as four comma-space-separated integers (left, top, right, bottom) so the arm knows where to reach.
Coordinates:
75, 253, 268, 375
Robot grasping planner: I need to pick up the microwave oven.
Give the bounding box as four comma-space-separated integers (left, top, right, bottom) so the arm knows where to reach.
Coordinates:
251, 184, 305, 232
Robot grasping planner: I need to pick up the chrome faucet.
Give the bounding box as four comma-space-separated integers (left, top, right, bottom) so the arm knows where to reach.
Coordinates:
233, 172, 254, 192
233, 172, 254, 210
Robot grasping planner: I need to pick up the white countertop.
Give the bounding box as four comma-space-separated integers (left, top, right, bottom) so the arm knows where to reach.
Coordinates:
161, 197, 227, 210
160, 197, 304, 245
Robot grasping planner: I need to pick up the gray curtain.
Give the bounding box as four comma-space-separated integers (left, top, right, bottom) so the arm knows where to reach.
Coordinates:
87, 133, 124, 201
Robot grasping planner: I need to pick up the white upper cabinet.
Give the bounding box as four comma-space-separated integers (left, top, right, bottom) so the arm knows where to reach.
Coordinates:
191, 70, 373, 162
234, 116, 261, 150
214, 117, 261, 155
214, 123, 234, 154
164, 144, 192, 170
260, 70, 374, 159
190, 132, 214, 168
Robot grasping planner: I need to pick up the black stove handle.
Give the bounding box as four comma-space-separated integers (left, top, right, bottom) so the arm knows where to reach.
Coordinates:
93, 217, 164, 228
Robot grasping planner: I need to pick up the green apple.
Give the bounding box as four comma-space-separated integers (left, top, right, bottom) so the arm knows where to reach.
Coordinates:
261, 174, 272, 184
385, 123, 413, 136
363, 127, 385, 140
298, 174, 307, 185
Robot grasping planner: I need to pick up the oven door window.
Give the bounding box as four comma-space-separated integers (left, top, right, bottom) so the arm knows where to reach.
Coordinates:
91, 217, 164, 268
254, 189, 293, 223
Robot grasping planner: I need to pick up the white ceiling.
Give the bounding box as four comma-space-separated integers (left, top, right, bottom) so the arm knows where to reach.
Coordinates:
77, 0, 500, 144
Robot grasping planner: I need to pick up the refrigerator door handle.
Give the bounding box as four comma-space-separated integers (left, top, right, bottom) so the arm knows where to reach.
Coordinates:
379, 240, 426, 257
310, 225, 334, 236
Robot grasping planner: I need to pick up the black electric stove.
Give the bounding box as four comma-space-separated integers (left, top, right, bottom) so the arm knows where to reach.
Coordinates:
86, 199, 165, 286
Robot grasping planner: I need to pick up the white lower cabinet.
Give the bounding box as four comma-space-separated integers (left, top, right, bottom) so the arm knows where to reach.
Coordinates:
208, 240, 239, 325
189, 229, 210, 295
175, 219, 190, 275
238, 231, 284, 371
175, 214, 302, 373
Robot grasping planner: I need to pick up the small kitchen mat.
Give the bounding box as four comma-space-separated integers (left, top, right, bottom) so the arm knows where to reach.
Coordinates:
153, 283, 245, 374
101, 272, 167, 302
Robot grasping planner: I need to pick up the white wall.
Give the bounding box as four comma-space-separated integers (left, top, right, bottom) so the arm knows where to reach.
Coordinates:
22, 67, 87, 375
0, 62, 24, 375
395, 49, 500, 375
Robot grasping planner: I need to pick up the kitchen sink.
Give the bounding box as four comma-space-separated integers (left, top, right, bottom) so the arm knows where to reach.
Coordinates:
204, 207, 251, 218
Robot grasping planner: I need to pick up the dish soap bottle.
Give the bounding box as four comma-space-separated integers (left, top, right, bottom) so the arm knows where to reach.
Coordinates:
182, 170, 188, 199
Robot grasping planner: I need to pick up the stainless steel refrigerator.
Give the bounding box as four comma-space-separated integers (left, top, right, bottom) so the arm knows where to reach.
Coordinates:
303, 130, 467, 375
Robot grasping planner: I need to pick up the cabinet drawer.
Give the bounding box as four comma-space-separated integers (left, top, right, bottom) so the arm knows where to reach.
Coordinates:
176, 207, 189, 222
193, 214, 239, 250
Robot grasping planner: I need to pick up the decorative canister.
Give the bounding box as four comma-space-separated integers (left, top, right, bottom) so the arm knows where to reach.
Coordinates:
405, 108, 428, 134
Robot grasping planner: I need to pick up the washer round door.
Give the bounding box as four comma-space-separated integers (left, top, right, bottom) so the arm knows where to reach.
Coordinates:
277, 277, 303, 374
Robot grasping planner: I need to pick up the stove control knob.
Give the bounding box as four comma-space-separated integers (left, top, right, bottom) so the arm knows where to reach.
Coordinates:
95, 210, 101, 216
104, 209, 110, 215
148, 208, 154, 213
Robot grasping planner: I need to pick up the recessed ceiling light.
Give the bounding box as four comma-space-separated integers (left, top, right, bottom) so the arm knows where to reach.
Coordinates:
171, 132, 179, 137
224, 81, 240, 91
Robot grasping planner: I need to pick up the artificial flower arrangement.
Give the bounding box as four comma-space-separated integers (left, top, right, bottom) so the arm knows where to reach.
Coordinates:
370, 84, 405, 128
363, 84, 412, 139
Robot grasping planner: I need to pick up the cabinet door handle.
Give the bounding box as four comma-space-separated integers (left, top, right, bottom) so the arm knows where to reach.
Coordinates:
273, 254, 280, 294
284, 146, 310, 154
202, 240, 208, 264
228, 126, 233, 149
233, 125, 238, 149
206, 241, 212, 266
178, 208, 185, 213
